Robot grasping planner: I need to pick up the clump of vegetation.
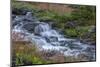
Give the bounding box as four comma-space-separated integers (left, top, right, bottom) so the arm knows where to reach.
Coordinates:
64, 28, 78, 38
63, 26, 91, 38
12, 0, 42, 16
12, 41, 50, 66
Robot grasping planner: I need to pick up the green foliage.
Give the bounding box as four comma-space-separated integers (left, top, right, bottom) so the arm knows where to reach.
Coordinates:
64, 29, 78, 38
35, 10, 56, 21
12, 42, 51, 66
12, 1, 32, 10
76, 26, 90, 35
12, 1, 41, 16
15, 53, 47, 65
71, 6, 96, 26
52, 13, 69, 23
63, 26, 90, 38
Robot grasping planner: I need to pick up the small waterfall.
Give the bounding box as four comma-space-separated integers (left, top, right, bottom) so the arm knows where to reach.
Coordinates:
12, 12, 96, 61
34, 23, 51, 35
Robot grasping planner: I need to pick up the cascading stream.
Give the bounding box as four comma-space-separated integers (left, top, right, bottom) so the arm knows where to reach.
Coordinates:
12, 12, 96, 61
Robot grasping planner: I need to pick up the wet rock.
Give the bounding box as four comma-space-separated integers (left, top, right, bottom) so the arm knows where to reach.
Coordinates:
12, 11, 39, 25
34, 23, 51, 35
12, 8, 31, 15
12, 15, 16, 20
68, 44, 83, 50
84, 47, 95, 52
49, 36, 58, 42
59, 41, 68, 46
88, 26, 96, 33
40, 19, 54, 23
80, 39, 96, 45
22, 22, 39, 33
24, 12, 38, 22
12, 16, 23, 27
65, 21, 78, 28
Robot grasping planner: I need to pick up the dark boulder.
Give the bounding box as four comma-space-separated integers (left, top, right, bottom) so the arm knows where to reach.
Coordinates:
24, 12, 38, 22
22, 22, 39, 33
65, 21, 78, 28
12, 8, 31, 15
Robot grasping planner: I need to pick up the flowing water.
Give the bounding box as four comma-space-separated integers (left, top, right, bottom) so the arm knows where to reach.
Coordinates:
12, 12, 96, 61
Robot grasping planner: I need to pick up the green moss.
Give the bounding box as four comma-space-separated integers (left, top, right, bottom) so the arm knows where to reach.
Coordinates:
71, 6, 96, 26
36, 11, 55, 21
63, 26, 91, 38
64, 29, 78, 38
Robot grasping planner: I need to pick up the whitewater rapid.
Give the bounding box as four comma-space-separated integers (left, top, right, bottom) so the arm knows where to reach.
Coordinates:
12, 12, 96, 61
